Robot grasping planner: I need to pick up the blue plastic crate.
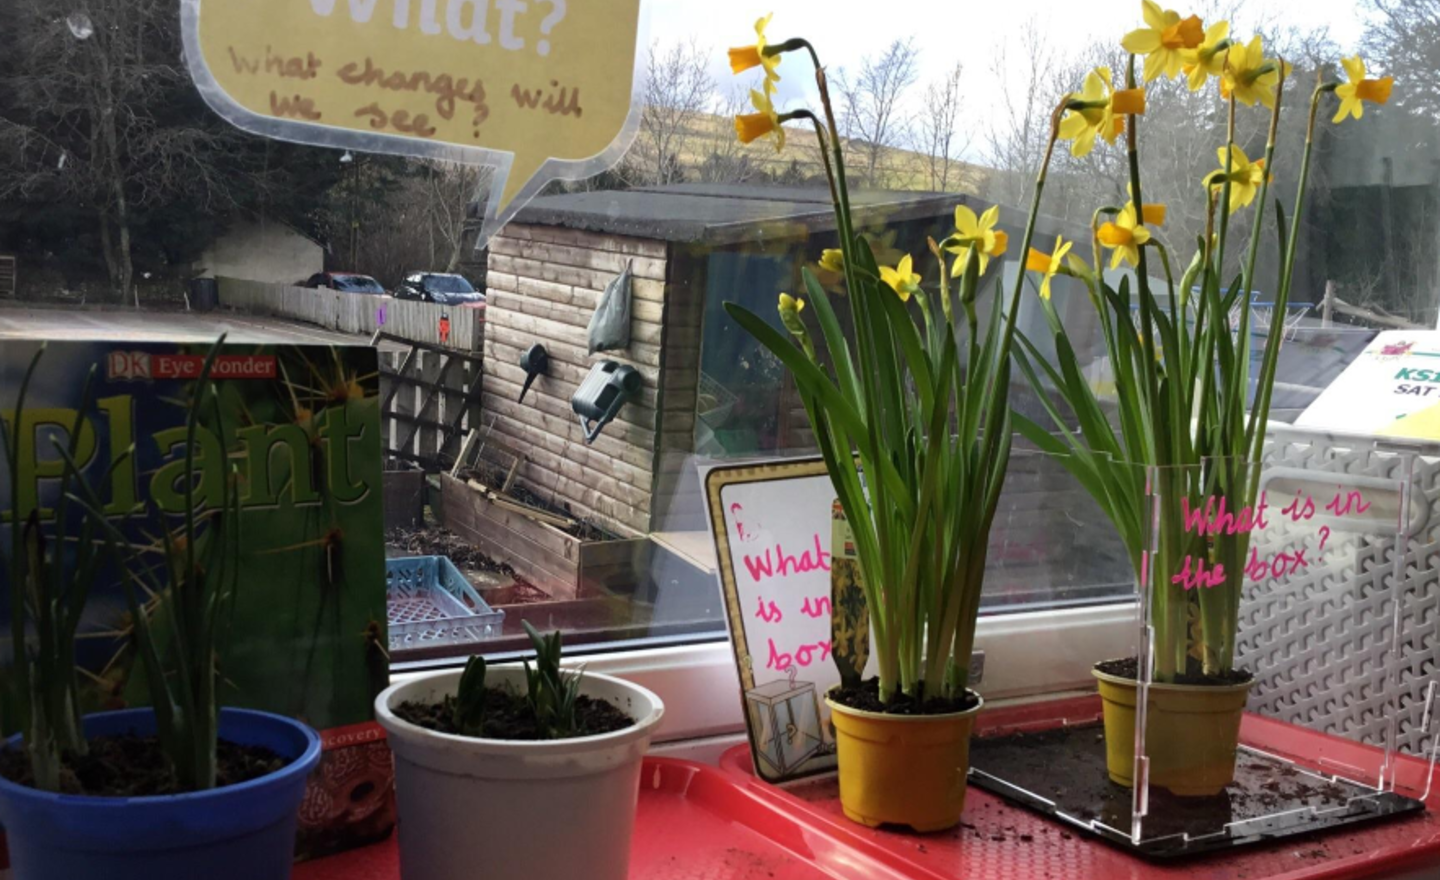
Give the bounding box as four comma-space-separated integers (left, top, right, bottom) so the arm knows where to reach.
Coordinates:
386, 556, 505, 652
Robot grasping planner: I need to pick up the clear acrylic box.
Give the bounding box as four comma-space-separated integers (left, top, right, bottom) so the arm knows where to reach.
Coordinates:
968, 429, 1438, 857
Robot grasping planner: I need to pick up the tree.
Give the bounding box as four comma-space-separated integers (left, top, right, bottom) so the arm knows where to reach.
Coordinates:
832, 39, 921, 188
0, 0, 345, 300
983, 21, 1068, 210
1364, 0, 1440, 118
916, 62, 967, 192
630, 40, 716, 186
696, 86, 763, 184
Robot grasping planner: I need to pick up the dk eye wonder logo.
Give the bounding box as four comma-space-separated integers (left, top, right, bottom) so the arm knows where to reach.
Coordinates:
107, 351, 278, 381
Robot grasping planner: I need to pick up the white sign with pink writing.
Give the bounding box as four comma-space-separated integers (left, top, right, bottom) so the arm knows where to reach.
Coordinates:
703, 459, 875, 782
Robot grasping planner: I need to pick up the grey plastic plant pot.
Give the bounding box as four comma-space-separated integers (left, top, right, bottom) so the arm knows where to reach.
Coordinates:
375, 666, 664, 880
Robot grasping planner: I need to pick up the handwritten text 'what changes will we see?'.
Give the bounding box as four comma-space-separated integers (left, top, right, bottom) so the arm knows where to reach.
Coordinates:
190, 0, 640, 211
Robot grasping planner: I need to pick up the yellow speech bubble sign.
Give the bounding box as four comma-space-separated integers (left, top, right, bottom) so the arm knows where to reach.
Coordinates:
181, 0, 644, 242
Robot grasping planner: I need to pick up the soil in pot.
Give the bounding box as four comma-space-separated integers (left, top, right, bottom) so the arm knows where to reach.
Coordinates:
827, 678, 980, 716
394, 685, 635, 740
1094, 655, 1254, 687
0, 735, 284, 797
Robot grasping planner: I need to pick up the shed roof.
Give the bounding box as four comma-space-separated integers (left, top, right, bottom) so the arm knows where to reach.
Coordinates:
510, 183, 971, 246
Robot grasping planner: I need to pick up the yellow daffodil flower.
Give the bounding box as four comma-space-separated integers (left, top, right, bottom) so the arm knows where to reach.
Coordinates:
778, 292, 805, 314
1097, 203, 1153, 269
1181, 20, 1229, 91
947, 205, 1009, 277
729, 14, 782, 94
1025, 237, 1073, 300
1208, 144, 1268, 214
1058, 67, 1146, 158
1220, 36, 1290, 109
1333, 56, 1394, 123
735, 89, 786, 152
1122, 1, 1205, 82
818, 249, 845, 274
878, 255, 922, 302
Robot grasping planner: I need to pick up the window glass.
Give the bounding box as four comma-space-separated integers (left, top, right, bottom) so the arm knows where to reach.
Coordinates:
0, 0, 1426, 664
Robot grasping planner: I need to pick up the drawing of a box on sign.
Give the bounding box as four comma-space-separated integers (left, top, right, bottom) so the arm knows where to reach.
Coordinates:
746, 674, 825, 777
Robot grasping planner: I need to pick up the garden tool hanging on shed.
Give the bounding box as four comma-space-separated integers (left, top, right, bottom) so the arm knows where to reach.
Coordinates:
517, 344, 549, 403
572, 360, 641, 444
586, 260, 632, 354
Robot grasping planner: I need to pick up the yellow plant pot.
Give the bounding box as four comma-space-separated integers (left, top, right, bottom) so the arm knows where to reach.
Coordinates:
824, 690, 983, 832
1093, 665, 1254, 797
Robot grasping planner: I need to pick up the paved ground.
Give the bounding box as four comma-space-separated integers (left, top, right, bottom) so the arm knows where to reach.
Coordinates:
0, 305, 403, 350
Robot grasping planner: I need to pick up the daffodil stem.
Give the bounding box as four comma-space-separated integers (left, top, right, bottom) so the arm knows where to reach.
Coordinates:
1247, 83, 1322, 474
791, 110, 841, 219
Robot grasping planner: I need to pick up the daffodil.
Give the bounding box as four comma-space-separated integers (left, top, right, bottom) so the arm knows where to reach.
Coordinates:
1097, 203, 1153, 270
878, 255, 922, 302
735, 89, 786, 152
1122, 1, 1205, 83
728, 13, 782, 94
818, 249, 845, 274
1220, 36, 1289, 109
1058, 67, 1146, 158
1025, 237, 1073, 300
947, 205, 1009, 277
1207, 144, 1268, 214
1181, 19, 1230, 91
777, 292, 814, 358
1333, 56, 1394, 123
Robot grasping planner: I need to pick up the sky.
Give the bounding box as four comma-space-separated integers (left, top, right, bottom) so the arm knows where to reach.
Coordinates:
643, 0, 1375, 160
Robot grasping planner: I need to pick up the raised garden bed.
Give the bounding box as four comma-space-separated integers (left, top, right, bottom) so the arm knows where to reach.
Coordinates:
438, 472, 651, 602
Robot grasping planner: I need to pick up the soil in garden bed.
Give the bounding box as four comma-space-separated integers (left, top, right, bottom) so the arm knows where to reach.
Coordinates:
386, 526, 548, 604
0, 735, 285, 797
827, 678, 979, 716
969, 722, 1423, 853
458, 465, 616, 542
1095, 656, 1254, 688
395, 685, 635, 740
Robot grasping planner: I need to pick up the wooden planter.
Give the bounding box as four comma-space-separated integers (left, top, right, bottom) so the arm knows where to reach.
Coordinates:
438, 473, 651, 601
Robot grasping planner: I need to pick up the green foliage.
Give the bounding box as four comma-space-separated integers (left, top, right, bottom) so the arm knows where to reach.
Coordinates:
1015, 62, 1332, 682
521, 621, 582, 740
63, 339, 238, 791
452, 655, 487, 738
724, 34, 1052, 705
0, 347, 128, 791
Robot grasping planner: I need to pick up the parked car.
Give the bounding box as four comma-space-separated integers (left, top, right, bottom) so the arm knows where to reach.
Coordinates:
302, 272, 387, 294
395, 272, 484, 307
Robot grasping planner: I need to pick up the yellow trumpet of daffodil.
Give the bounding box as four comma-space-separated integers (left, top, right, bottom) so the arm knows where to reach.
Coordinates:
778, 291, 805, 315
1333, 56, 1394, 123
1059, 67, 1147, 158
818, 249, 845, 274
1122, 0, 1205, 83
729, 13, 782, 94
878, 255, 922, 302
1208, 144, 1268, 214
1025, 237, 1074, 300
947, 205, 1009, 277
1180, 20, 1229, 91
1097, 203, 1154, 270
735, 89, 786, 152
1220, 36, 1289, 109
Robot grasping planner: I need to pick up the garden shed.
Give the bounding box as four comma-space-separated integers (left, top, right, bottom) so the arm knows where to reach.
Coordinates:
456, 183, 1074, 586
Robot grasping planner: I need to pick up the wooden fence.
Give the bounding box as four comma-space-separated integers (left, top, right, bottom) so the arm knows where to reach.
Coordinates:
379, 337, 484, 470
216, 277, 484, 351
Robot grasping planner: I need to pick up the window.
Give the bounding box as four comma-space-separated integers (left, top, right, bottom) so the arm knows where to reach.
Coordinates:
0, 0, 1429, 708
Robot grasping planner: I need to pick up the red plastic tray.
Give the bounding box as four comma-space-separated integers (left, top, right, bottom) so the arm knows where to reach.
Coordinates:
718, 697, 1440, 880
295, 711, 1440, 880
296, 757, 933, 880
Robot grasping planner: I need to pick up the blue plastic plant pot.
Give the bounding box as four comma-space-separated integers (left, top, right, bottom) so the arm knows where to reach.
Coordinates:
0, 707, 321, 880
